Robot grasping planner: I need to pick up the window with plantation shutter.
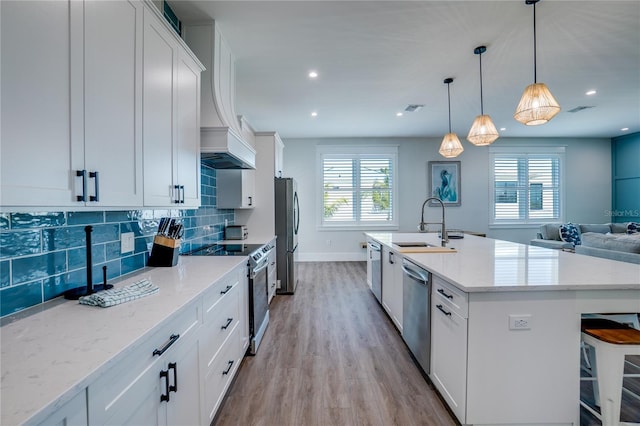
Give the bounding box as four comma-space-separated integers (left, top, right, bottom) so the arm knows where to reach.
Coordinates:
318, 146, 398, 229
490, 146, 565, 225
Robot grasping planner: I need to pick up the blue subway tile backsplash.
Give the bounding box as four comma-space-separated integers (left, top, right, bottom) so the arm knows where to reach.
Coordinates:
0, 163, 234, 317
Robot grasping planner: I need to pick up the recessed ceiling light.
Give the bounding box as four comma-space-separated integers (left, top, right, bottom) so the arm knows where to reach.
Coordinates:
396, 112, 403, 117
308, 71, 318, 79
621, 127, 629, 131
500, 127, 506, 131
586, 90, 597, 96
311, 111, 318, 117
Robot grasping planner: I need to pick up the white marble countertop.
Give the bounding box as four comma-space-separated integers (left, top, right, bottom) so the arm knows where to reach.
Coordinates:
365, 232, 640, 292
0, 255, 247, 426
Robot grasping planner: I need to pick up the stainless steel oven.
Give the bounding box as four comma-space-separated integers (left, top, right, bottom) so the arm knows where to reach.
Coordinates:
183, 242, 274, 355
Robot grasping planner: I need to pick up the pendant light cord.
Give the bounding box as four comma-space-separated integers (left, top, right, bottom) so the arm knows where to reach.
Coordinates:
447, 82, 452, 132
533, 1, 537, 83
479, 52, 484, 115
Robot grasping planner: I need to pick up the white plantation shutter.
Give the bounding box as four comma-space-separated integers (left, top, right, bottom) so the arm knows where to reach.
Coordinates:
490, 147, 564, 225
319, 146, 397, 228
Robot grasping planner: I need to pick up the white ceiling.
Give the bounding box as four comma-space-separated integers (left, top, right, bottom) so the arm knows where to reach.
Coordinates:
169, 0, 640, 140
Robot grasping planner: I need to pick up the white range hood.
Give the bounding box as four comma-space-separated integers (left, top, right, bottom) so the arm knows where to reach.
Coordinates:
183, 21, 256, 169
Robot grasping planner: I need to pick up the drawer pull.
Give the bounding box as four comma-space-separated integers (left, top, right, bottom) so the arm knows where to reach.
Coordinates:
168, 362, 177, 393
153, 334, 180, 356
222, 360, 234, 375
220, 285, 233, 295
437, 288, 454, 299
160, 369, 170, 402
221, 318, 233, 330
436, 304, 452, 316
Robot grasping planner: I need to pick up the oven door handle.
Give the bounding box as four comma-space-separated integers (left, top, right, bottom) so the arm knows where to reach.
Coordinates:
251, 260, 269, 277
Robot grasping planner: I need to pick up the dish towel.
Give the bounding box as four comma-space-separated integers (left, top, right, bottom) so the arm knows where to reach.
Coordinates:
79, 278, 159, 308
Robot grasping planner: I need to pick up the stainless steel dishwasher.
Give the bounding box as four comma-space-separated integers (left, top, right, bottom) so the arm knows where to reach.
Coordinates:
368, 241, 382, 303
402, 258, 431, 374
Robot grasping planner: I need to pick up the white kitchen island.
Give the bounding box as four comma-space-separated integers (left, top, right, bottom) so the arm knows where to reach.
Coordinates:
365, 232, 640, 426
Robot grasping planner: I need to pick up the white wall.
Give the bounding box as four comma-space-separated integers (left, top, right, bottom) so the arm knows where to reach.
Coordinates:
284, 136, 611, 262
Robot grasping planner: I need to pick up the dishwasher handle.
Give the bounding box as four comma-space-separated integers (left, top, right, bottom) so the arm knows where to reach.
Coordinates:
401, 262, 430, 285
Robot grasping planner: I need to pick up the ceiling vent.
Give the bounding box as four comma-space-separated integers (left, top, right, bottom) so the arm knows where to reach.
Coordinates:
404, 104, 424, 112
567, 105, 595, 113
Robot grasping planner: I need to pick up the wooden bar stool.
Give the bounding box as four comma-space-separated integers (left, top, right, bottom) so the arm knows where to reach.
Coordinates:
581, 318, 640, 426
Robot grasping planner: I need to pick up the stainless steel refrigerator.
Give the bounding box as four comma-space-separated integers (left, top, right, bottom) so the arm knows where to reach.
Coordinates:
275, 177, 299, 294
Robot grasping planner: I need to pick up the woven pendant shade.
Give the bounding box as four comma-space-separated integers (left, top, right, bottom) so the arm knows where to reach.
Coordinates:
439, 133, 464, 158
514, 82, 561, 125
467, 114, 499, 146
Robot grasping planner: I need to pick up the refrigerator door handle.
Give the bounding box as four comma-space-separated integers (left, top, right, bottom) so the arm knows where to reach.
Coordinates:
293, 192, 300, 235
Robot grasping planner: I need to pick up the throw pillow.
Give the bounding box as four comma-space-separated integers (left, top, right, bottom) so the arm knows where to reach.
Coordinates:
628, 222, 640, 234
559, 223, 581, 245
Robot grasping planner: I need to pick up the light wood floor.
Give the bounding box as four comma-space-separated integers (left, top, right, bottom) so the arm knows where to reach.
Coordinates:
213, 261, 457, 426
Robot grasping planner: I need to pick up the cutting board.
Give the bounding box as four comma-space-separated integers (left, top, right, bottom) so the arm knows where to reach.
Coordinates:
394, 246, 457, 253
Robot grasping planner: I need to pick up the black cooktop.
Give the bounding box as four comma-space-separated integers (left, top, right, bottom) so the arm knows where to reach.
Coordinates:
185, 243, 265, 257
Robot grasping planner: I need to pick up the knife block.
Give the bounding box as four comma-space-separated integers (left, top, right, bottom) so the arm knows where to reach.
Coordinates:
148, 235, 180, 267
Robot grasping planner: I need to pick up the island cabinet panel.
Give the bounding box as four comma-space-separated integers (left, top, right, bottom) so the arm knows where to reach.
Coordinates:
465, 291, 579, 425
430, 277, 467, 423
382, 247, 403, 331
87, 303, 201, 426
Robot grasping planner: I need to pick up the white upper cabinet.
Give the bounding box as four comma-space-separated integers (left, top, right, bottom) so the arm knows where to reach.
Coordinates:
142, 6, 203, 208
216, 170, 255, 209
1, 0, 201, 210
83, 0, 144, 207
1, 1, 77, 207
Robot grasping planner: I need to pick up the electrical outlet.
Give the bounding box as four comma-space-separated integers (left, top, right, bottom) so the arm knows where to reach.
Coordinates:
121, 232, 135, 254
326, 239, 332, 246
225, 219, 228, 227
509, 314, 532, 330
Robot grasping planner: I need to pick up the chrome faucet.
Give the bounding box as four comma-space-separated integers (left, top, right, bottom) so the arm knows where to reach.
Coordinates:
419, 197, 448, 246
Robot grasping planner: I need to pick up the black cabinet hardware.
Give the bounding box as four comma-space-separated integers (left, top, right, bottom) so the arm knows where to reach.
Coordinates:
221, 318, 233, 330
179, 185, 185, 203
248, 196, 253, 206
437, 288, 454, 299
168, 362, 177, 393
76, 170, 87, 202
220, 285, 233, 295
389, 251, 395, 264
436, 304, 452, 316
222, 360, 234, 375
89, 171, 99, 201
160, 369, 170, 402
153, 334, 180, 356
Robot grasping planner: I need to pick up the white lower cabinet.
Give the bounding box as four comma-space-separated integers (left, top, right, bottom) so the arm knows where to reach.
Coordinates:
36, 390, 87, 426
267, 242, 277, 304
381, 247, 403, 331
430, 277, 468, 423
87, 303, 201, 426
200, 265, 248, 424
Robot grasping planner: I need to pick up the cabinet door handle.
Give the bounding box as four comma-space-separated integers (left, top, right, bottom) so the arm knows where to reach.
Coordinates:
89, 171, 99, 202
248, 196, 253, 206
168, 362, 177, 393
220, 285, 233, 295
180, 185, 185, 204
173, 185, 180, 204
153, 334, 180, 356
221, 318, 233, 330
160, 369, 170, 402
222, 360, 234, 375
436, 304, 452, 316
389, 251, 395, 264
437, 288, 453, 299
76, 170, 87, 202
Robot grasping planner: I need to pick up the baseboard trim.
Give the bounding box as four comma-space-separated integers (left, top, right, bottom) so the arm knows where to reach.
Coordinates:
297, 252, 367, 262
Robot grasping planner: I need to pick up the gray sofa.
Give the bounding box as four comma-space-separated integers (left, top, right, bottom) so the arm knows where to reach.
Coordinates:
530, 222, 640, 264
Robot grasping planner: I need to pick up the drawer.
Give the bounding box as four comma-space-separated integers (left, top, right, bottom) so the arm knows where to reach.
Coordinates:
432, 275, 468, 318
203, 322, 243, 423
202, 282, 240, 367
202, 269, 241, 314
88, 302, 200, 424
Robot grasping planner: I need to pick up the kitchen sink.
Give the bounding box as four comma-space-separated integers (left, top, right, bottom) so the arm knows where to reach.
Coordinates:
393, 242, 435, 247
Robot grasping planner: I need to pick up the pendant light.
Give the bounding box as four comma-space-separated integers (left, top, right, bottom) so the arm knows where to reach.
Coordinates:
467, 46, 499, 146
514, 0, 560, 126
439, 78, 464, 158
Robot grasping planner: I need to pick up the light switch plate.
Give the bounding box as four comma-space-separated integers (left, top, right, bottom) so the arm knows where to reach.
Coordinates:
121, 232, 135, 254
